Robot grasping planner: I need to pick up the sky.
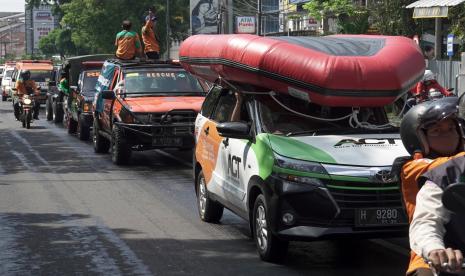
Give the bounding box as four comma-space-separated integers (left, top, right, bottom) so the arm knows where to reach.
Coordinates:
0, 0, 25, 13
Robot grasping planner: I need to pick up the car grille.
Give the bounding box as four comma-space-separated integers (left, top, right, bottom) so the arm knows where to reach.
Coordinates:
138, 110, 197, 125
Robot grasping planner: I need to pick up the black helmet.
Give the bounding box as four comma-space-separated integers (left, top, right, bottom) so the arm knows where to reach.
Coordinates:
400, 97, 464, 156
21, 70, 31, 80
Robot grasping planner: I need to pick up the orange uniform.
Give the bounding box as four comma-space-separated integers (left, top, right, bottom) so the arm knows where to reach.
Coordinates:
15, 79, 39, 96
141, 20, 160, 54
401, 152, 465, 275
115, 30, 141, 60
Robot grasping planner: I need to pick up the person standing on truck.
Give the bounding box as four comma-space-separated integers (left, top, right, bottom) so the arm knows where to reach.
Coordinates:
14, 70, 40, 120
58, 71, 71, 110
399, 97, 465, 276
141, 7, 160, 60
115, 20, 142, 60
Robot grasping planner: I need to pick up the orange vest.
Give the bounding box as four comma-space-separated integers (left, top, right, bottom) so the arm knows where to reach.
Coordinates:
141, 20, 160, 53
401, 151, 465, 275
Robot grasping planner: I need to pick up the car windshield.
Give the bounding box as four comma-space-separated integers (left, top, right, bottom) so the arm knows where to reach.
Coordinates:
30, 70, 52, 82
82, 70, 100, 93
122, 68, 204, 96
256, 93, 399, 136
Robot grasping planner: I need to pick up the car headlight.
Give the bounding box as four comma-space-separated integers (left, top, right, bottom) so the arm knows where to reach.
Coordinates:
23, 99, 32, 105
274, 154, 327, 174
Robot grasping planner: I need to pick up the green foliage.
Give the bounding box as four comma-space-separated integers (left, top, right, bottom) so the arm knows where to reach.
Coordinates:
449, 3, 465, 52
303, 0, 368, 34
369, 0, 419, 36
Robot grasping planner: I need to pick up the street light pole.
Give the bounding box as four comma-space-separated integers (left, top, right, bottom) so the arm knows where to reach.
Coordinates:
166, 0, 170, 59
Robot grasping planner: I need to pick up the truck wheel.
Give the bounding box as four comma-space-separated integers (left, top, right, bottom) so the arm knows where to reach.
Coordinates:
45, 99, 53, 121
196, 170, 223, 222
93, 119, 110, 153
77, 117, 90, 141
253, 194, 288, 262
53, 101, 63, 123
67, 115, 77, 134
111, 124, 131, 165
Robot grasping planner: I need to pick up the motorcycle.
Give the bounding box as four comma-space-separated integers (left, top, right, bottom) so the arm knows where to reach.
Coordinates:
19, 93, 34, 129
402, 88, 455, 115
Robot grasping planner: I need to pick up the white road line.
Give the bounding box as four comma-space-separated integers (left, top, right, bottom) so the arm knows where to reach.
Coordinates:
9, 130, 50, 167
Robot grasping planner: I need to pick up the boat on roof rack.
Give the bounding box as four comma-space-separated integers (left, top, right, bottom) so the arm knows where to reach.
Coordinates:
179, 34, 425, 107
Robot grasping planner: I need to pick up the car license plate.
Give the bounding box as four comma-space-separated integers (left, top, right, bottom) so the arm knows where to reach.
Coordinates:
355, 208, 407, 227
152, 137, 183, 146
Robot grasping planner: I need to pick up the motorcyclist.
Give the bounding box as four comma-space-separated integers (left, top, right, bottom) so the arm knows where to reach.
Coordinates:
14, 70, 40, 120
413, 70, 452, 103
399, 97, 465, 276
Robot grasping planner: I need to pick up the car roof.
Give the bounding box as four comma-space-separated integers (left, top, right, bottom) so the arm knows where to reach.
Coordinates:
107, 59, 182, 69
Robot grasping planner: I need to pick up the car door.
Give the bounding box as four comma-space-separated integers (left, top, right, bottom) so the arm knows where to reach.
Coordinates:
101, 67, 120, 131
208, 89, 247, 208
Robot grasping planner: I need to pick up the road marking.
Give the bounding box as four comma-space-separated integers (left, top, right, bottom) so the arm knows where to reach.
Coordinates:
9, 130, 50, 167
370, 239, 410, 257
155, 150, 191, 167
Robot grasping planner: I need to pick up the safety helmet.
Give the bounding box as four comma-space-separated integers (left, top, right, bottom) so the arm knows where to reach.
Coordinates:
423, 70, 435, 81
400, 97, 464, 156
21, 70, 31, 80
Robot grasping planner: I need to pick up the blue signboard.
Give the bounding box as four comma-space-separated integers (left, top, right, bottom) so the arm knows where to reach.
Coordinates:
447, 34, 454, 57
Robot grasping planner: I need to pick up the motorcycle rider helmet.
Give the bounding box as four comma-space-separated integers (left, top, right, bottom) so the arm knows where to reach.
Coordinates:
21, 70, 31, 81
400, 97, 464, 156
423, 70, 435, 82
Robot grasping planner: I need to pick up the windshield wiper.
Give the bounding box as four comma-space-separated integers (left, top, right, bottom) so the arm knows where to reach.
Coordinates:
286, 127, 350, 137
285, 126, 398, 137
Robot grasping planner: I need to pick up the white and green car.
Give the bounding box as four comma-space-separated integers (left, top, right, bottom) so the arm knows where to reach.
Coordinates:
194, 85, 409, 262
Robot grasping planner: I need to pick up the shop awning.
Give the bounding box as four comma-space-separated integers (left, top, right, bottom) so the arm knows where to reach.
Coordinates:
406, 0, 465, 18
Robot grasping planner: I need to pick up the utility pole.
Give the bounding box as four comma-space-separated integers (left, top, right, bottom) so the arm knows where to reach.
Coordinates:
166, 0, 170, 59
257, 0, 262, 36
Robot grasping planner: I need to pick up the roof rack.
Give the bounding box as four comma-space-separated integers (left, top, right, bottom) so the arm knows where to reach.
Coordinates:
106, 58, 181, 67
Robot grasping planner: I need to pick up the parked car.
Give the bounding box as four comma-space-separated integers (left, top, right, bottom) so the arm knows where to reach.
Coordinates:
93, 59, 206, 165
1, 62, 16, 101
48, 54, 112, 124
65, 61, 103, 140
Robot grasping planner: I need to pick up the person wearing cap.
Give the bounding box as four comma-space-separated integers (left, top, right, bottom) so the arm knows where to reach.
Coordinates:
141, 8, 160, 60
399, 97, 465, 276
115, 20, 142, 60
413, 70, 452, 103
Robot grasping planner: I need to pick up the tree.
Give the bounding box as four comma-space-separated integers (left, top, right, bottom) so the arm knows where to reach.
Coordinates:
303, 0, 368, 34
369, 0, 419, 36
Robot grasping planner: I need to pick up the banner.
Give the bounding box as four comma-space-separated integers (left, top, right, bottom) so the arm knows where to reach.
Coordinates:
32, 6, 55, 49
190, 0, 219, 35
236, 17, 256, 34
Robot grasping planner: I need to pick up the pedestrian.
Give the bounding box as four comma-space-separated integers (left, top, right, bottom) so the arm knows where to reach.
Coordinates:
423, 45, 434, 60
141, 7, 160, 60
115, 20, 142, 60
399, 97, 465, 276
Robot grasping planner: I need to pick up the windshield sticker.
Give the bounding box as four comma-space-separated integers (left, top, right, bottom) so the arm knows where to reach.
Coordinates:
334, 138, 399, 148
126, 73, 139, 77
145, 72, 176, 78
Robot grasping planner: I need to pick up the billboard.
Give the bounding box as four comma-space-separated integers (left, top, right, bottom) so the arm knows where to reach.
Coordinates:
236, 17, 256, 34
32, 6, 55, 49
190, 0, 219, 35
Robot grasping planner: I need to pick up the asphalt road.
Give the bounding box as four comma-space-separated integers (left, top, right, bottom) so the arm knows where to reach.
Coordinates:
0, 101, 411, 275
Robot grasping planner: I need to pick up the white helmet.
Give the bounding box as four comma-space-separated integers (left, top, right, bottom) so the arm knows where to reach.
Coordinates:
423, 70, 435, 81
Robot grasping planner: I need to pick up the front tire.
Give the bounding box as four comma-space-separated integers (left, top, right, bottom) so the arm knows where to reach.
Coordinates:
253, 194, 288, 262
77, 116, 90, 141
2, 95, 6, 101
196, 170, 223, 222
93, 118, 110, 153
67, 115, 77, 134
45, 98, 53, 121
26, 112, 31, 129
111, 124, 131, 165
52, 101, 63, 123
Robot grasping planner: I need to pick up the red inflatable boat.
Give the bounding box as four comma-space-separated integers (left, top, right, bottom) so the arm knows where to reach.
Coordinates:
179, 34, 425, 107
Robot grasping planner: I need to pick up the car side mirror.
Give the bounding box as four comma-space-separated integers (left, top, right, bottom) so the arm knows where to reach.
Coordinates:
48, 81, 56, 86
442, 183, 465, 216
101, 90, 115, 100
216, 121, 252, 140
